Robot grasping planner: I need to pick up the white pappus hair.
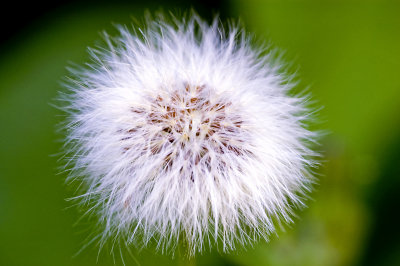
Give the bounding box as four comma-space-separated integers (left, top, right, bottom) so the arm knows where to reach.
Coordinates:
61, 12, 318, 257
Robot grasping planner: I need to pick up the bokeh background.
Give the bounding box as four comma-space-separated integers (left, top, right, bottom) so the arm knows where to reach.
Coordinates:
1, 0, 399, 265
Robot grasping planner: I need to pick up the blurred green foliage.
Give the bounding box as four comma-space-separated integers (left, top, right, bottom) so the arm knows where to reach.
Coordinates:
0, 0, 399, 265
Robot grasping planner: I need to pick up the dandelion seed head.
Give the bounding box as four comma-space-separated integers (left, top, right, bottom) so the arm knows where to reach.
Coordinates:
61, 13, 318, 256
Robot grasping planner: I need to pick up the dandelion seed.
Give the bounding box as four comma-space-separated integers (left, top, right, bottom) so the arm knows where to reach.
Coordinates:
61, 12, 318, 256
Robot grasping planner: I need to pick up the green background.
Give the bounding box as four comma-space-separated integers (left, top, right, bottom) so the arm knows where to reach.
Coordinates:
1, 0, 399, 265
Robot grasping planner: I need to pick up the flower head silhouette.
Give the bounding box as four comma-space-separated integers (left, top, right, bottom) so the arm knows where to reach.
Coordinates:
61, 13, 318, 256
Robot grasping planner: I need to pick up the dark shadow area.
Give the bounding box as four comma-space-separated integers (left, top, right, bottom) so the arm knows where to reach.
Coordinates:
0, 0, 230, 53
358, 124, 400, 266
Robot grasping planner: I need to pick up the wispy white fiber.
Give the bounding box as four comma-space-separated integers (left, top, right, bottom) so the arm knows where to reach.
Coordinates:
61, 13, 318, 256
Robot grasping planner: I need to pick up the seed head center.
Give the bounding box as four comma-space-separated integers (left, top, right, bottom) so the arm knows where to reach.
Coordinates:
125, 83, 248, 176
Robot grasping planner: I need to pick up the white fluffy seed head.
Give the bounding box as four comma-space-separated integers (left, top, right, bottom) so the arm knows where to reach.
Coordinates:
61, 13, 318, 256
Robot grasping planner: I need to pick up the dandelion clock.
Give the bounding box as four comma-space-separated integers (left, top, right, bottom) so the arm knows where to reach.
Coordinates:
60, 12, 318, 257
